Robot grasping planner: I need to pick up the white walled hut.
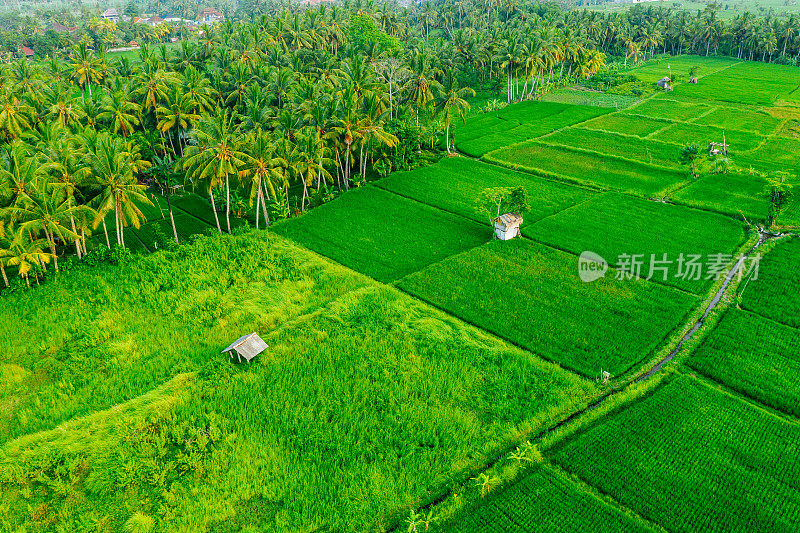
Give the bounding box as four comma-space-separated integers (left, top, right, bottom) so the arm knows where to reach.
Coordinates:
657, 77, 672, 90
222, 332, 268, 363
493, 212, 523, 240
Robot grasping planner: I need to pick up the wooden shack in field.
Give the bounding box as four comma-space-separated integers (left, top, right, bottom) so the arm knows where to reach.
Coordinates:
493, 212, 523, 240
222, 332, 268, 363
657, 77, 672, 90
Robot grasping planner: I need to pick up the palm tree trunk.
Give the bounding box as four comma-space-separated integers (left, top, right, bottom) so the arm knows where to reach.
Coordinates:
70, 214, 81, 259
225, 175, 231, 234
255, 185, 261, 230
260, 181, 270, 227
209, 188, 222, 233
165, 186, 179, 244
0, 263, 7, 287
102, 218, 111, 249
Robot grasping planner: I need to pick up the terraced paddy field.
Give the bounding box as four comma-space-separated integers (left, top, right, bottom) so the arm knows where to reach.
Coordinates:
669, 172, 771, 221
552, 376, 800, 532
739, 237, 800, 328
542, 127, 683, 168
377, 157, 596, 226
485, 142, 687, 196
621, 56, 739, 83
673, 61, 800, 105
687, 308, 800, 418
441, 465, 653, 533
271, 185, 488, 282
454, 102, 612, 157
528, 193, 748, 293
399, 239, 697, 378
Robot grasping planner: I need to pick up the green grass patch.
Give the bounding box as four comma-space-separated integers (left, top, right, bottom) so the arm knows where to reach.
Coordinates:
399, 239, 697, 378
670, 172, 770, 221
582, 112, 670, 137
440, 465, 652, 532
544, 127, 683, 168
694, 107, 782, 134
740, 237, 800, 328
552, 376, 800, 532
540, 88, 639, 108
687, 308, 800, 417
485, 142, 687, 196
627, 97, 711, 122
271, 186, 487, 282
377, 157, 595, 226
0, 233, 370, 443
529, 193, 747, 293
656, 122, 763, 153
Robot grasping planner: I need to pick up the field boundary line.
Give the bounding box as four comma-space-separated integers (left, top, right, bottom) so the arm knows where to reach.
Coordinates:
684, 367, 800, 426
544, 462, 669, 533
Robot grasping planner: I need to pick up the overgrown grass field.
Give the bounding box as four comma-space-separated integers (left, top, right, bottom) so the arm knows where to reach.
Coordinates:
0, 232, 599, 531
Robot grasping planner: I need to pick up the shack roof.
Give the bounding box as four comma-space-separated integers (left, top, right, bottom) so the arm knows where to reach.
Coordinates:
222, 332, 268, 362
494, 212, 523, 230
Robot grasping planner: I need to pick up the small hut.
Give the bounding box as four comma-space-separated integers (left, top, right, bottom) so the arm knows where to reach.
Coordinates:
657, 77, 672, 90
709, 132, 729, 156
493, 212, 523, 240
222, 332, 268, 363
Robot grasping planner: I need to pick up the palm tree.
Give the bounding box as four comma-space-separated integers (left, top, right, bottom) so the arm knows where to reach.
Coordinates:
69, 43, 103, 102
183, 110, 248, 234
2, 225, 53, 286
239, 131, 287, 228
437, 69, 475, 153
86, 133, 153, 248
157, 89, 199, 157
98, 91, 141, 138
5, 182, 83, 272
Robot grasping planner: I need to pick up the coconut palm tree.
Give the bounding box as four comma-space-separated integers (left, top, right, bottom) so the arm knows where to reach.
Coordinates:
183, 110, 249, 234
437, 69, 475, 153
2, 225, 53, 286
86, 133, 153, 248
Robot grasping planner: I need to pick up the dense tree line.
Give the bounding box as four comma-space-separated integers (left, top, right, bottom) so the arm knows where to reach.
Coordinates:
0, 0, 796, 288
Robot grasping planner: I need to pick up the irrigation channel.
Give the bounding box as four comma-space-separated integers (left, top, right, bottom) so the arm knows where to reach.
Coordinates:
386, 228, 797, 532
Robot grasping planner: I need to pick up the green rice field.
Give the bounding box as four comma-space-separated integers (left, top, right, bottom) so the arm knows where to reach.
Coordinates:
669, 172, 771, 221
399, 239, 697, 378
687, 308, 800, 417
377, 157, 596, 226
552, 376, 800, 531
271, 185, 488, 282
529, 193, 747, 293
485, 142, 687, 196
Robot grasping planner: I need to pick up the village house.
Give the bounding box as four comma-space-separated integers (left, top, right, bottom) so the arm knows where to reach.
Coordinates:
146, 15, 165, 26
100, 8, 120, 23
19, 45, 35, 58
200, 8, 225, 23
